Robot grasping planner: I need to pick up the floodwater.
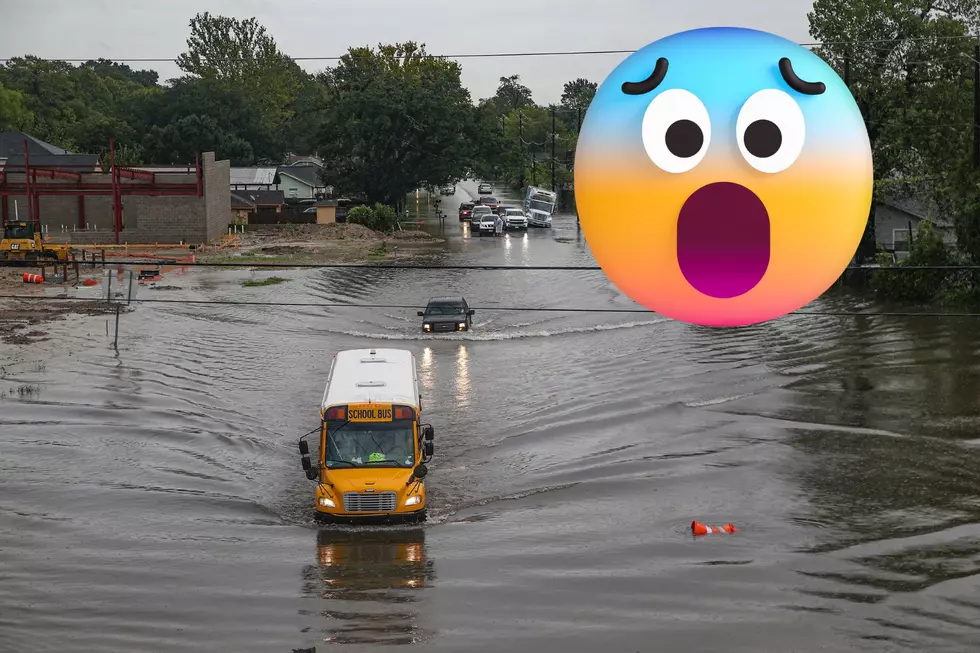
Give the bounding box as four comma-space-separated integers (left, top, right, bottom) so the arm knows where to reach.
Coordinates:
2, 182, 980, 652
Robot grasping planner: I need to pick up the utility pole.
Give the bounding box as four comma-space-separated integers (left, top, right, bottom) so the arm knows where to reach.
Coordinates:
974, 42, 979, 169
550, 105, 556, 192
576, 106, 582, 226
518, 112, 525, 188
531, 153, 536, 185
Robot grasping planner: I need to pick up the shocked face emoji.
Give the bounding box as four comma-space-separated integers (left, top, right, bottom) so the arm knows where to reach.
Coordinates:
574, 27, 872, 327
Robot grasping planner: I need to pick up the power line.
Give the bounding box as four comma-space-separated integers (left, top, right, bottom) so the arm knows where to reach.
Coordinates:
6, 261, 980, 271
1, 35, 977, 64
1, 294, 979, 317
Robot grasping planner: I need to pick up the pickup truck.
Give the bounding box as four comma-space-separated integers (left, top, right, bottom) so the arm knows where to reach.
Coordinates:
501, 207, 528, 230
477, 213, 498, 236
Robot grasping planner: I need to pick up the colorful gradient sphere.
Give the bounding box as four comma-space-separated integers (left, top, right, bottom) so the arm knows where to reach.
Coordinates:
574, 27, 872, 327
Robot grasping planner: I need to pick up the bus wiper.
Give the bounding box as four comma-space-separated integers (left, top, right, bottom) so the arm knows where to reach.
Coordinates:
323, 459, 357, 467
362, 459, 407, 466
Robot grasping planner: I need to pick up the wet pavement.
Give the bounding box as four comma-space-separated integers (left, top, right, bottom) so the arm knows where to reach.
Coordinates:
2, 181, 980, 652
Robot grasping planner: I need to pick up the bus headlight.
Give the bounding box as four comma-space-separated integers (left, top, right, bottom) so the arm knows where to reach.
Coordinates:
458, 322, 466, 329
404, 495, 421, 506
318, 497, 335, 508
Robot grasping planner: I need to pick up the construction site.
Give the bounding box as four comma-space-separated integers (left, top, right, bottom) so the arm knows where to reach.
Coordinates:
0, 134, 231, 247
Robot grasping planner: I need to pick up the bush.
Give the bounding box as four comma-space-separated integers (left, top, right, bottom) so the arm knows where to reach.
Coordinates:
371, 203, 399, 232
345, 205, 375, 229
870, 220, 951, 302
342, 203, 399, 232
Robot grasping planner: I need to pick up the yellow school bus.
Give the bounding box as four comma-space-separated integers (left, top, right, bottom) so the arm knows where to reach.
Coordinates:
298, 348, 434, 523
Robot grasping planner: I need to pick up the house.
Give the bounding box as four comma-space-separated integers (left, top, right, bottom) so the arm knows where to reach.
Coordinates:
231, 192, 256, 224
276, 162, 330, 200
314, 199, 339, 224
230, 190, 285, 222
0, 130, 70, 164
230, 167, 279, 191
0, 130, 100, 172
873, 192, 956, 256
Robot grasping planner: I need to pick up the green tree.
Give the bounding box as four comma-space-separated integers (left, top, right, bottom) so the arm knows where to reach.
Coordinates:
0, 81, 34, 131
137, 77, 269, 164
315, 42, 474, 210
560, 78, 596, 113
175, 12, 304, 134
870, 219, 951, 301
808, 0, 980, 260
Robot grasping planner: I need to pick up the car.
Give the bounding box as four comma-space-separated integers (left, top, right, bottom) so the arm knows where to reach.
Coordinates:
477, 183, 492, 194
458, 202, 474, 221
418, 296, 475, 333
477, 196, 500, 213
477, 212, 498, 236
469, 205, 492, 225
501, 207, 528, 230
440, 185, 456, 195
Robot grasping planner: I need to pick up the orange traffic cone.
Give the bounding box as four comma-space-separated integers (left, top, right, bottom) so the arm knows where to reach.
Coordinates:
22, 273, 44, 284
692, 521, 736, 535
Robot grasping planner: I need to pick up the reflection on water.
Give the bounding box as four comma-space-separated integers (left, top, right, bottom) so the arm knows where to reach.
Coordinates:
305, 528, 435, 646
455, 345, 470, 407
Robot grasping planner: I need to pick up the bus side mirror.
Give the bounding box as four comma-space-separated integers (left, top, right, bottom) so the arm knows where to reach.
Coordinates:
301, 456, 318, 480
298, 440, 310, 456
424, 441, 434, 458
417, 311, 424, 316
423, 425, 434, 441
467, 309, 475, 316
415, 463, 428, 479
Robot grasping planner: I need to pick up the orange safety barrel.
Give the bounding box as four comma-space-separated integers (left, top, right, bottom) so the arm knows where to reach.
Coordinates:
23, 273, 44, 284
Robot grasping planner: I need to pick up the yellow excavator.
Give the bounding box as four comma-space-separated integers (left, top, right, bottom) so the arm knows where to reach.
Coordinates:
0, 219, 71, 264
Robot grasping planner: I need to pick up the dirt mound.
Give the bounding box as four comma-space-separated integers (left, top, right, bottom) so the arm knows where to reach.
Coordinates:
253, 223, 382, 241
390, 230, 437, 241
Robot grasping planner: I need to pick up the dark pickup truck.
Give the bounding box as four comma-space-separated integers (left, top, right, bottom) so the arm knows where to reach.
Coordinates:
419, 296, 475, 333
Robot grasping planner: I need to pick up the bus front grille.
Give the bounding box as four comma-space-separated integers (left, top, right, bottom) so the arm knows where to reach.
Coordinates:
343, 491, 397, 512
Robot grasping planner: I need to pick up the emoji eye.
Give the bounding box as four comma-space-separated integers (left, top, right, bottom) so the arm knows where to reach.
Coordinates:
735, 89, 805, 173
640, 88, 711, 173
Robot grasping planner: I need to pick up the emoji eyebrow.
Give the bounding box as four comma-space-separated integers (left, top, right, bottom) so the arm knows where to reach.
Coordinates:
778, 58, 825, 95
622, 57, 669, 95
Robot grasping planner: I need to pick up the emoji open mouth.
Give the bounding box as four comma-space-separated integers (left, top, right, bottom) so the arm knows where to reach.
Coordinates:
676, 182, 770, 298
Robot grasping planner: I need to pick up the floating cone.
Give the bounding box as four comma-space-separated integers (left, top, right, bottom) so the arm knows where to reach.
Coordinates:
82, 278, 99, 286
22, 273, 44, 284
692, 521, 736, 535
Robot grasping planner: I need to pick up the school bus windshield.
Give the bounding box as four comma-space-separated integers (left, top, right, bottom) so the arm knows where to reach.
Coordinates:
325, 421, 415, 468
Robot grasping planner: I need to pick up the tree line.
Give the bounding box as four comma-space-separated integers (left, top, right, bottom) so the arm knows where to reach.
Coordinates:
1, 2, 979, 285
0, 12, 592, 213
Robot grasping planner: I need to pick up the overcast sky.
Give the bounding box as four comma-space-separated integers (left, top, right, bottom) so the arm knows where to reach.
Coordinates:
1, 0, 818, 104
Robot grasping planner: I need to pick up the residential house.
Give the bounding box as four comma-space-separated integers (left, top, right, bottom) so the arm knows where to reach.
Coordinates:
229, 190, 286, 223
0, 130, 100, 172
230, 167, 279, 191
314, 199, 339, 224
874, 193, 956, 257
276, 162, 330, 200
230, 192, 256, 224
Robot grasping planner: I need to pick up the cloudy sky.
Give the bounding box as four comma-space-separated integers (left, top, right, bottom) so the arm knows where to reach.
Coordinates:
1, 0, 818, 104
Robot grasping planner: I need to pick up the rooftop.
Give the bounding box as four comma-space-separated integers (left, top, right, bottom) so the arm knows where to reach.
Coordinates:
322, 348, 419, 410
230, 167, 278, 186
0, 131, 71, 158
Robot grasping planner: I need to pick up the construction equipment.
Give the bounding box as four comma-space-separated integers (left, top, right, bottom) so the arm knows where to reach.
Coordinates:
0, 220, 72, 263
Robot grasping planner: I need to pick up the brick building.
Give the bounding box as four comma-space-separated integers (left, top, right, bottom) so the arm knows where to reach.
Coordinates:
0, 132, 231, 245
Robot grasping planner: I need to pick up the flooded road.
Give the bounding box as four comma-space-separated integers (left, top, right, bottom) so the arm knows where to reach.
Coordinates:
2, 181, 980, 652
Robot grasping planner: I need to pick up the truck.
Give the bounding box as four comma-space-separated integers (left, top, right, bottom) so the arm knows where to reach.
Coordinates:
0, 218, 72, 263
523, 186, 557, 228
298, 348, 434, 523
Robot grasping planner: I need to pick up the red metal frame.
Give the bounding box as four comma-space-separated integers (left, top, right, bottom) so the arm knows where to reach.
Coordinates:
1, 139, 205, 244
